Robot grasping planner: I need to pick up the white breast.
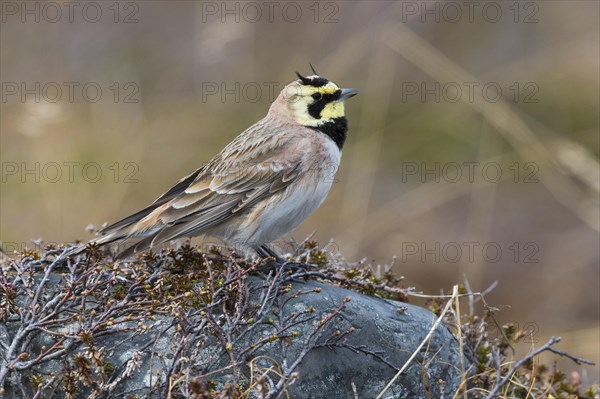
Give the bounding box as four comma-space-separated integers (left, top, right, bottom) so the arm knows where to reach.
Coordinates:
249, 137, 341, 246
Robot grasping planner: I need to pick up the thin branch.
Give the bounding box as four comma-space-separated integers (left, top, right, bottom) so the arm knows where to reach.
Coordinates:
485, 336, 595, 399
376, 285, 459, 399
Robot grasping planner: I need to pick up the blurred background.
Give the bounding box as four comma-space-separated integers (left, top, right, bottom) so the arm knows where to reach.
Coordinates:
1, 0, 598, 384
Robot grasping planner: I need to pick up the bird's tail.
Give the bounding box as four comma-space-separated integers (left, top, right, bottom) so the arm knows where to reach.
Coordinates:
55, 233, 124, 263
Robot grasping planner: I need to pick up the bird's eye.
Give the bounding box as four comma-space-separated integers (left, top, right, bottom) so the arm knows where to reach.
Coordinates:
311, 92, 322, 100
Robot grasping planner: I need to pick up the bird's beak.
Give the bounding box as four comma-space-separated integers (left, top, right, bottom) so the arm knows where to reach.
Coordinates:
336, 88, 359, 102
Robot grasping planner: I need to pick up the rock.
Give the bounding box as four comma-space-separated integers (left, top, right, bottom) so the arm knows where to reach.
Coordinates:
1, 253, 466, 398
269, 278, 465, 398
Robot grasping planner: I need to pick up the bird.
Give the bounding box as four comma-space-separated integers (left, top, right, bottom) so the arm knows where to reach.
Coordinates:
60, 69, 358, 263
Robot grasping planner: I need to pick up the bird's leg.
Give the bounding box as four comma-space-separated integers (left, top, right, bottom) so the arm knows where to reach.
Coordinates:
256, 244, 283, 262
254, 244, 310, 273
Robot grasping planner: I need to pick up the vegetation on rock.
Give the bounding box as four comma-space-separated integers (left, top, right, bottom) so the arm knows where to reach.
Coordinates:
0, 240, 596, 398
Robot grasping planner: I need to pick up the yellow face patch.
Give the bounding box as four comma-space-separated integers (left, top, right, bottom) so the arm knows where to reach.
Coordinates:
284, 79, 346, 127
320, 101, 345, 120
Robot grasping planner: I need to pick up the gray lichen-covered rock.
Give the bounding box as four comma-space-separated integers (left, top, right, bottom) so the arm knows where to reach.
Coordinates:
273, 279, 464, 398
0, 249, 466, 398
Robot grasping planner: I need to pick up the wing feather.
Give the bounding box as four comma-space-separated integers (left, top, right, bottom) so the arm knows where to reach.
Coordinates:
107, 127, 311, 256
146, 159, 303, 247
98, 168, 205, 234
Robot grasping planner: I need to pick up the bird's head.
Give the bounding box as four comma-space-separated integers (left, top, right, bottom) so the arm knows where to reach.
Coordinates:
271, 69, 358, 127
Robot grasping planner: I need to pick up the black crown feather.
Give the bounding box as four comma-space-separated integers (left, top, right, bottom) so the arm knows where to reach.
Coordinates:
295, 69, 329, 87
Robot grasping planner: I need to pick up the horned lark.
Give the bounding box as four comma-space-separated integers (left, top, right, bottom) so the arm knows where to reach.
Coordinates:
63, 71, 357, 261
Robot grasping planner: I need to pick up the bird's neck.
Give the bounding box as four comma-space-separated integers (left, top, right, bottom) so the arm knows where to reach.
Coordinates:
311, 117, 348, 150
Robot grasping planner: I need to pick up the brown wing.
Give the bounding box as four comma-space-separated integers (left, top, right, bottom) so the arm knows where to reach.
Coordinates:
102, 123, 311, 256
99, 119, 275, 236
143, 146, 304, 247
97, 167, 205, 234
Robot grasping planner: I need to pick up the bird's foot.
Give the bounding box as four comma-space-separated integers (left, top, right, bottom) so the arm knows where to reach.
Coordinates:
257, 259, 313, 274
253, 244, 313, 275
